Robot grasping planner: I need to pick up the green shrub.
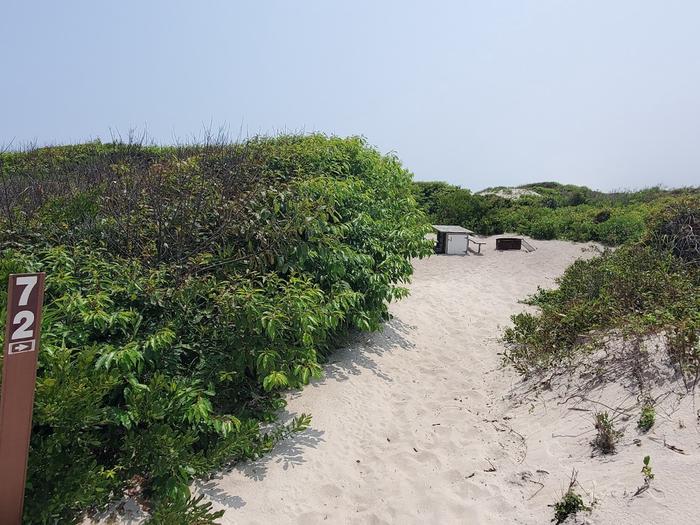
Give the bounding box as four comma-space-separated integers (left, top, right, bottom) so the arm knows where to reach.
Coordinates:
503, 194, 700, 379
645, 195, 700, 265
0, 135, 433, 522
593, 208, 646, 245
552, 490, 588, 524
551, 470, 591, 524
503, 244, 699, 370
148, 495, 224, 525
638, 402, 656, 432
411, 181, 456, 217
412, 180, 698, 246
593, 209, 611, 223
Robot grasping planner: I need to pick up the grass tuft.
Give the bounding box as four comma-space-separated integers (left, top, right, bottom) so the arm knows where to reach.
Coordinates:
552, 470, 591, 524
593, 411, 621, 454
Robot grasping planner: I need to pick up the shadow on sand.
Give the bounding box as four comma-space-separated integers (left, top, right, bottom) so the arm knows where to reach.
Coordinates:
195, 317, 416, 508
195, 421, 325, 509
314, 317, 416, 384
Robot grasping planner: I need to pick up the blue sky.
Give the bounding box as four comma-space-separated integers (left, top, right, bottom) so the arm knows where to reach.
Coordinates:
2, 1, 699, 191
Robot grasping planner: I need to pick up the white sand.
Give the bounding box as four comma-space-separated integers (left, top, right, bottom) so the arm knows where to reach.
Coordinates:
101, 237, 700, 524
477, 188, 541, 199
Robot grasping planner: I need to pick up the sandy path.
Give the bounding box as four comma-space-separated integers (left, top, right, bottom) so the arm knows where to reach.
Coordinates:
197, 237, 592, 524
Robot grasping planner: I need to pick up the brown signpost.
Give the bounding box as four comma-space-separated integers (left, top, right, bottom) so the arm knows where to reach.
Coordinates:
0, 273, 45, 525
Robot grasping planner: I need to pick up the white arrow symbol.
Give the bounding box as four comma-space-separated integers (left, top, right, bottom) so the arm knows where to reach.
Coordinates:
9, 340, 35, 354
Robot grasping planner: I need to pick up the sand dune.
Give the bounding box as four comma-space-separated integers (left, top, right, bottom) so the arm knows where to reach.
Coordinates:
102, 237, 700, 524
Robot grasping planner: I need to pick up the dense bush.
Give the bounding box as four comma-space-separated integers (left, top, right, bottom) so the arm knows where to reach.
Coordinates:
0, 136, 432, 523
645, 195, 700, 265
503, 198, 700, 373
413, 180, 698, 245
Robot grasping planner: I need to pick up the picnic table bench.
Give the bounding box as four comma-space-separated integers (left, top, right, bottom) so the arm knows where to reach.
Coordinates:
468, 236, 487, 254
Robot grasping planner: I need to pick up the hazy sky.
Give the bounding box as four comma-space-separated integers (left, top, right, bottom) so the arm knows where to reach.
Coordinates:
2, 1, 699, 191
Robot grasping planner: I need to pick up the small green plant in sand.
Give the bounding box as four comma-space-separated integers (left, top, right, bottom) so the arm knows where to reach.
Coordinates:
638, 402, 656, 432
593, 411, 622, 454
642, 455, 654, 483
634, 455, 655, 496
552, 470, 591, 524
